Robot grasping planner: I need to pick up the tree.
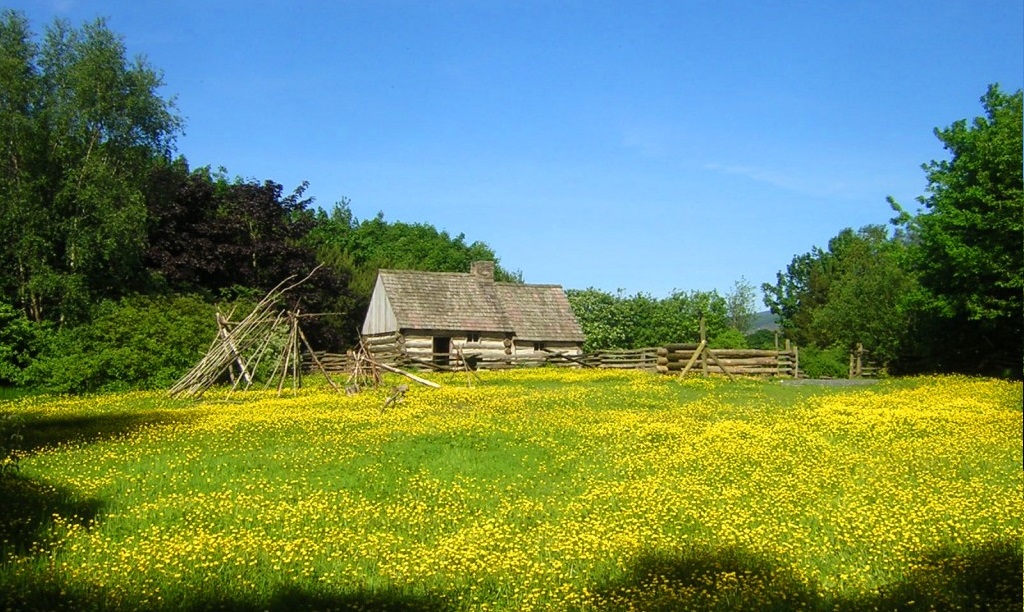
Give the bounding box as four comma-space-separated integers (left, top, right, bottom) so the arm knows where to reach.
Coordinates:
144, 161, 353, 348
745, 329, 777, 350
667, 289, 730, 345
891, 85, 1022, 375
0, 12, 181, 324
142, 158, 222, 291
0, 11, 46, 322
21, 294, 218, 393
762, 243, 841, 347
725, 277, 757, 335
763, 225, 920, 367
809, 226, 919, 366
565, 288, 633, 351
566, 287, 729, 351
146, 162, 327, 292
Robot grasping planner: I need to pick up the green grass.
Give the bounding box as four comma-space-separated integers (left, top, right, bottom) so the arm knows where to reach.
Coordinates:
0, 371, 1020, 610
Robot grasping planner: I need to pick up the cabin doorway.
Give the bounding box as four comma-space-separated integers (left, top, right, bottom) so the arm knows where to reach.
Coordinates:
432, 336, 451, 366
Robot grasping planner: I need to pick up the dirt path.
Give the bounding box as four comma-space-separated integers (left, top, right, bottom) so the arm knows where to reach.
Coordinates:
780, 378, 879, 387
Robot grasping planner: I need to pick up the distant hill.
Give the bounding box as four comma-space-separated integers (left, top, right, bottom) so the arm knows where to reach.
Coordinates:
751, 310, 779, 331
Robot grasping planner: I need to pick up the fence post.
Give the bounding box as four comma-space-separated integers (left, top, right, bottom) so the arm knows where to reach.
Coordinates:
699, 316, 708, 377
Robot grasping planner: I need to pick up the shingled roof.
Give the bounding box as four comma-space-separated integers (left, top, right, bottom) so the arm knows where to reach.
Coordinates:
378, 269, 513, 333
364, 266, 584, 342
493, 283, 585, 341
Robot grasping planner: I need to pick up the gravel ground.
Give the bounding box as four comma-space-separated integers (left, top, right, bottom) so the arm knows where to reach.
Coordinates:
780, 378, 880, 387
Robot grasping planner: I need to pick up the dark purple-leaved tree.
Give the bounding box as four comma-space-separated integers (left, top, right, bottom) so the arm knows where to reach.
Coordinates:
145, 159, 353, 348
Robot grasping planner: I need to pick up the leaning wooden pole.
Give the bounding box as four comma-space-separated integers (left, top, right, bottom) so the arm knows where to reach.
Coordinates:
291, 311, 301, 393
678, 340, 706, 378
298, 325, 342, 393
244, 310, 288, 391
699, 316, 708, 377
276, 321, 296, 397
217, 312, 253, 387
377, 362, 442, 389
703, 345, 737, 382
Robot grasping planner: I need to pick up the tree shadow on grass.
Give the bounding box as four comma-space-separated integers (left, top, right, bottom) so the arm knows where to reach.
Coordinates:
0, 409, 194, 555
0, 464, 452, 611
15, 409, 197, 454
583, 540, 1022, 611
1, 409, 199, 609
2, 579, 456, 612
188, 585, 455, 612
0, 473, 105, 612
2, 540, 1020, 611
0, 472, 103, 558
582, 545, 818, 611
850, 541, 1022, 612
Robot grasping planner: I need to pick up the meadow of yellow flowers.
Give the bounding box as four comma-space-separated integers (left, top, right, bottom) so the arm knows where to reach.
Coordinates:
1, 370, 1020, 610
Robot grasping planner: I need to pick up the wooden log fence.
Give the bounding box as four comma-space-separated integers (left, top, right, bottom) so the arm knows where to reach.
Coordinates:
655, 346, 797, 377
586, 347, 660, 369
307, 344, 795, 377
849, 343, 880, 378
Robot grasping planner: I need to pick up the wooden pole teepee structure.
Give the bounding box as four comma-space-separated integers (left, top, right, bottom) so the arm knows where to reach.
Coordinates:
170, 266, 442, 400
169, 268, 342, 398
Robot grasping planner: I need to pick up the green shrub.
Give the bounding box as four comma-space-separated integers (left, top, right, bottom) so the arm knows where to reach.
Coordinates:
798, 345, 849, 378
22, 295, 218, 393
710, 328, 747, 349
745, 329, 778, 350
0, 302, 43, 387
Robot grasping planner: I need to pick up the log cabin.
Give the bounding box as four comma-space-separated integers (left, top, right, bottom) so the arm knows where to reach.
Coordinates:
361, 261, 585, 367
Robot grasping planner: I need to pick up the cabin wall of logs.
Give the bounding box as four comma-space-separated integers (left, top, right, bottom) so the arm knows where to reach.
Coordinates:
363, 330, 514, 364
357, 331, 585, 371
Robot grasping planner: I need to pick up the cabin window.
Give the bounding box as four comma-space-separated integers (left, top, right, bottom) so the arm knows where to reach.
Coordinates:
533, 341, 546, 352
466, 332, 481, 343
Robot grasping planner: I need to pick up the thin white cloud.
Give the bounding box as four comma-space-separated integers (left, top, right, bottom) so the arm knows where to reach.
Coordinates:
703, 161, 857, 199
620, 124, 669, 158
50, 0, 77, 14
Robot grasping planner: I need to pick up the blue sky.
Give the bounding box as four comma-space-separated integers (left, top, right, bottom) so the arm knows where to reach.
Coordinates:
7, 1, 1023, 301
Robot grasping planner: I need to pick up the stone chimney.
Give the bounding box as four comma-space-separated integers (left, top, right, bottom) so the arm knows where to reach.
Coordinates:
470, 260, 495, 281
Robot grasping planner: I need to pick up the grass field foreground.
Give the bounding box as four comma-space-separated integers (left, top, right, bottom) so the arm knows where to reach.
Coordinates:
1, 371, 1021, 610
